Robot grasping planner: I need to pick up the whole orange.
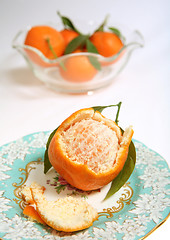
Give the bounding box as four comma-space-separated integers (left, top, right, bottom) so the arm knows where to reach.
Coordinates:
24, 26, 65, 66
60, 29, 79, 46
59, 53, 97, 83
90, 31, 123, 57
48, 108, 134, 191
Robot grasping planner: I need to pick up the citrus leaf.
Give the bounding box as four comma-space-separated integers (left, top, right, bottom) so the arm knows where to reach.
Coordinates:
108, 27, 126, 42
94, 14, 109, 32
86, 39, 98, 54
92, 102, 122, 124
44, 127, 59, 174
88, 56, 101, 71
103, 140, 136, 200
108, 27, 121, 38
64, 35, 88, 54
57, 11, 81, 34
86, 39, 101, 70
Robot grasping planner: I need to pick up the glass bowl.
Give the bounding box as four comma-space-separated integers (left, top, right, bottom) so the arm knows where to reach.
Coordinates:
12, 21, 144, 93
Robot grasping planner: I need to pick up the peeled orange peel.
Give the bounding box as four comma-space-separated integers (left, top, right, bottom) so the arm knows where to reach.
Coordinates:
22, 182, 98, 232
23, 205, 46, 225
48, 107, 133, 191
21, 185, 35, 204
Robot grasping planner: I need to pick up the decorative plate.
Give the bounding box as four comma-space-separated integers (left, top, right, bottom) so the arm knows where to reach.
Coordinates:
0, 131, 170, 240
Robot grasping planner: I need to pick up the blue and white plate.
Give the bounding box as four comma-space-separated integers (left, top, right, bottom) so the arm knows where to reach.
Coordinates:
0, 131, 170, 240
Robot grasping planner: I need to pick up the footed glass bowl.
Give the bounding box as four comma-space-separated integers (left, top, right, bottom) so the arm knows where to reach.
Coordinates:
12, 22, 144, 93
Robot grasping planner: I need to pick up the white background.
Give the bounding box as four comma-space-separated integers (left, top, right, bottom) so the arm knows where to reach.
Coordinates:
0, 0, 170, 239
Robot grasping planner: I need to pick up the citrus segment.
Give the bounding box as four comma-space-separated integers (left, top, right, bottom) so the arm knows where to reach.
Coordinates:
48, 108, 133, 191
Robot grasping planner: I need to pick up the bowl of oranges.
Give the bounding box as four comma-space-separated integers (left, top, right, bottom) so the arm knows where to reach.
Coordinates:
12, 12, 144, 93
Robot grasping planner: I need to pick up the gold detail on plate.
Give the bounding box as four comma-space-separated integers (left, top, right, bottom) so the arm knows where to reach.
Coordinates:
13, 158, 133, 217
139, 212, 170, 240
13, 158, 43, 209
98, 182, 133, 218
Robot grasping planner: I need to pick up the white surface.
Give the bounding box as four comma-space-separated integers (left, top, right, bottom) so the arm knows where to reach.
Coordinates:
0, 0, 169, 239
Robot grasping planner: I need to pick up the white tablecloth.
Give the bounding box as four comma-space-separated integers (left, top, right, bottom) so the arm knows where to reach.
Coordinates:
0, 0, 169, 239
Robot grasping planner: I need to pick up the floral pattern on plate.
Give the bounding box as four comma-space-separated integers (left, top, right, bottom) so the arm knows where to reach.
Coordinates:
0, 131, 170, 240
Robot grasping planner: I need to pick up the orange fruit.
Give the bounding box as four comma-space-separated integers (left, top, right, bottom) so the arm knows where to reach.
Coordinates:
59, 52, 97, 82
24, 26, 65, 67
60, 29, 79, 46
48, 108, 134, 191
90, 31, 124, 57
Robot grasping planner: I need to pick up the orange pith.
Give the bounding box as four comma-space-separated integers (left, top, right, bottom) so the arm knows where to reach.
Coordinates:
24, 26, 65, 67
48, 108, 134, 191
30, 182, 98, 232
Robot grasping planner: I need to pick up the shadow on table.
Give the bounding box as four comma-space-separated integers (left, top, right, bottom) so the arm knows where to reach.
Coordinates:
6, 67, 42, 87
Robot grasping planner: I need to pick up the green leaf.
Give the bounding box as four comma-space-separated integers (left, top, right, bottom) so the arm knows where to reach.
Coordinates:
57, 11, 81, 34
103, 140, 136, 200
44, 127, 59, 174
92, 102, 122, 124
88, 56, 101, 71
108, 27, 121, 38
108, 27, 126, 42
86, 39, 98, 54
94, 15, 109, 32
86, 39, 101, 70
64, 35, 88, 54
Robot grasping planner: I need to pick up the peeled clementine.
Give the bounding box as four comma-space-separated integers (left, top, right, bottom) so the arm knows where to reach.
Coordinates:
24, 26, 65, 67
48, 108, 134, 191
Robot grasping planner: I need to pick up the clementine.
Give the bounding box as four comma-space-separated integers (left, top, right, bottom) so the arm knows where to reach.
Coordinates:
24, 26, 65, 67
60, 29, 79, 46
59, 53, 97, 83
90, 31, 124, 57
48, 108, 133, 191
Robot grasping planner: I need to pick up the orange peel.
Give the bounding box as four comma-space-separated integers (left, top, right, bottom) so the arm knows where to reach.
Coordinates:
29, 182, 98, 232
23, 205, 46, 225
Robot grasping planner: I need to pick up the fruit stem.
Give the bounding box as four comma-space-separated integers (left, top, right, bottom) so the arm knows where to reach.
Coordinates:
94, 14, 109, 32
115, 102, 122, 124
46, 38, 58, 58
